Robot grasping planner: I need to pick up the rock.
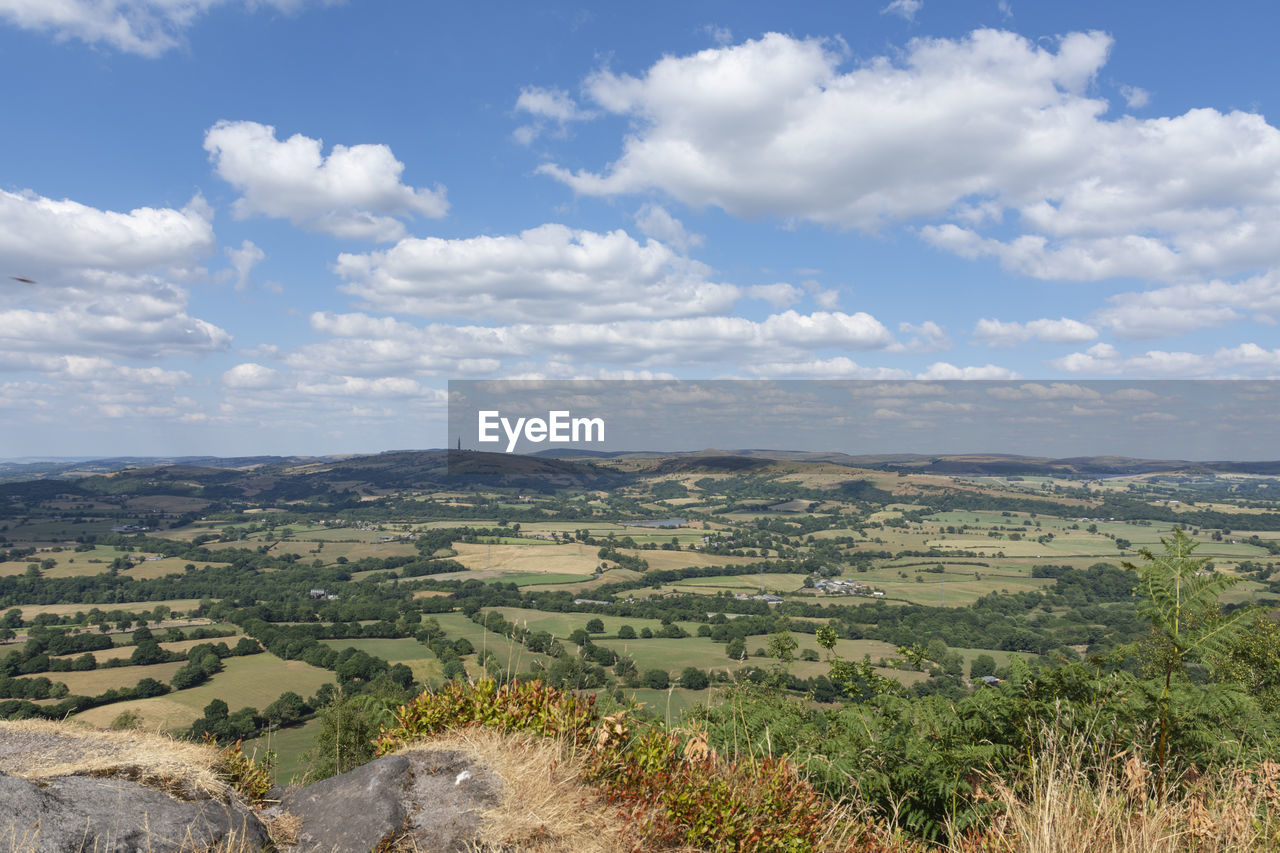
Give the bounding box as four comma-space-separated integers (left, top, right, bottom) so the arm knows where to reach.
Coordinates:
0, 770, 270, 853
280, 749, 502, 853
400, 749, 501, 851
281, 754, 411, 853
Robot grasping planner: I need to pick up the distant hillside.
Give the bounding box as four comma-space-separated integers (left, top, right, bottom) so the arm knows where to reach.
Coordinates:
0, 450, 631, 501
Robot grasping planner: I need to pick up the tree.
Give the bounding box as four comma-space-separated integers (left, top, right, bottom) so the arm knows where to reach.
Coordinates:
301, 691, 379, 782
617, 625, 636, 640
642, 669, 670, 689
970, 654, 997, 679
679, 667, 709, 690
263, 691, 308, 727
1124, 528, 1254, 787
725, 636, 747, 661
585, 618, 605, 634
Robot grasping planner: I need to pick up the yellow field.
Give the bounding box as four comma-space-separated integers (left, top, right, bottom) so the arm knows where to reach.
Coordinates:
12, 600, 205, 620
450, 542, 599, 575
122, 558, 227, 580
53, 634, 244, 663
72, 655, 335, 732
619, 549, 756, 570
53, 661, 186, 695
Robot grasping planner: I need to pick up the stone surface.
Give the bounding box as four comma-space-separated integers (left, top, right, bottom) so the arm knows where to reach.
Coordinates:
280, 754, 412, 853
279, 749, 502, 853
0, 770, 270, 853
400, 749, 501, 852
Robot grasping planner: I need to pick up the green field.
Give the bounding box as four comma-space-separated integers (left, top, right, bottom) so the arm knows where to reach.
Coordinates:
53, 661, 186, 695
490, 607, 704, 640
431, 612, 557, 675
245, 717, 324, 784
319, 637, 441, 683
71, 654, 336, 732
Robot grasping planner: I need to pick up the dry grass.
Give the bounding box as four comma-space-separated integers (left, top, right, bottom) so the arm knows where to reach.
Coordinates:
0, 718, 229, 801
957, 736, 1280, 853
391, 727, 636, 853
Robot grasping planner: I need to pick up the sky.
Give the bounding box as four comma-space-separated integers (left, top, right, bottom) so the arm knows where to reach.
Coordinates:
3, 0, 1280, 457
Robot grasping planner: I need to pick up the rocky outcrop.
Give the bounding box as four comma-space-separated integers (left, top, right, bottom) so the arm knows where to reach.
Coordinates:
0, 770, 270, 853
279, 748, 501, 853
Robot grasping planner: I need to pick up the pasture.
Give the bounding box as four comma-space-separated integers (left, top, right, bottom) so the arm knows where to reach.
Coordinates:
71, 655, 335, 732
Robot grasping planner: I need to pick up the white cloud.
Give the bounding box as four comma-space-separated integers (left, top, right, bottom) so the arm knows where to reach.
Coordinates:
334, 223, 739, 323
634, 203, 703, 252
742, 357, 910, 379
0, 189, 213, 275
703, 25, 733, 46
881, 0, 922, 22
0, 188, 228, 360
204, 120, 447, 242
0, 0, 328, 57
896, 320, 951, 351
1093, 273, 1280, 338
986, 382, 1101, 401
918, 362, 1020, 379
1120, 84, 1150, 109
543, 30, 1113, 226
296, 308, 896, 375
746, 283, 803, 308
812, 288, 841, 309
513, 86, 592, 144
222, 363, 280, 389
225, 240, 264, 291
1052, 342, 1280, 377
540, 29, 1280, 285
972, 316, 1098, 346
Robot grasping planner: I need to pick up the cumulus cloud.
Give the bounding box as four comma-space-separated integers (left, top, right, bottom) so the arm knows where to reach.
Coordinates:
541, 30, 1112, 225
334, 223, 740, 322
917, 362, 1020, 379
513, 86, 592, 144
0, 0, 328, 57
0, 188, 229, 360
881, 0, 922, 22
986, 382, 1101, 401
222, 363, 280, 389
746, 283, 803, 308
1120, 84, 1150, 108
0, 189, 213, 275
972, 316, 1099, 346
896, 320, 951, 351
204, 120, 447, 242
634, 203, 703, 252
742, 357, 910, 379
1093, 273, 1280, 338
296, 308, 896, 375
1052, 342, 1280, 377
538, 29, 1280, 285
224, 240, 264, 291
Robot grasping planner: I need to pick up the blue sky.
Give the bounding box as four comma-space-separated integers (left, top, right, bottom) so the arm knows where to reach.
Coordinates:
3, 0, 1280, 457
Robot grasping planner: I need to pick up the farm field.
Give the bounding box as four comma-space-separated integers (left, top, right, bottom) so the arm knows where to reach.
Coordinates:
52, 634, 245, 663
246, 717, 324, 784
54, 661, 187, 695
489, 607, 704, 640
71, 655, 336, 732
449, 542, 599, 576
9, 599, 205, 621
319, 637, 441, 683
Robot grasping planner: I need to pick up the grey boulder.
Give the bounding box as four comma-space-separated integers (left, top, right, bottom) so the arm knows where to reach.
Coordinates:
0, 770, 270, 853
